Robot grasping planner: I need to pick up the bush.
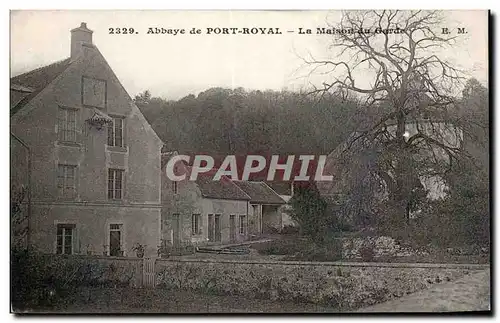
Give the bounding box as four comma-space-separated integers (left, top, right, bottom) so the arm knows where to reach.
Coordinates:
288, 239, 343, 262
288, 183, 331, 244
281, 225, 300, 235
11, 249, 138, 311
253, 239, 305, 256
359, 244, 375, 262
171, 244, 196, 256
11, 249, 73, 310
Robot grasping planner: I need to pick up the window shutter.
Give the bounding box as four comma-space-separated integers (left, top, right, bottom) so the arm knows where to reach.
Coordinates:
73, 225, 80, 254
55, 224, 61, 254
77, 120, 83, 144
57, 108, 64, 141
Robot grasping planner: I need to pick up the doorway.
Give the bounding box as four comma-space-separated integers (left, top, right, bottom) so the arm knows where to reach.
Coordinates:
208, 214, 214, 242
109, 223, 123, 256
215, 214, 222, 242
229, 215, 236, 242
172, 213, 181, 247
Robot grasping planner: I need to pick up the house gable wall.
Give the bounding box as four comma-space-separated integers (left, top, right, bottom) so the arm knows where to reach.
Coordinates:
11, 45, 162, 204
11, 38, 162, 257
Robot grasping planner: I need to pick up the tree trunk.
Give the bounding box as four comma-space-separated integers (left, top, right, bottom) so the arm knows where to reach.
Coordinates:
393, 109, 410, 229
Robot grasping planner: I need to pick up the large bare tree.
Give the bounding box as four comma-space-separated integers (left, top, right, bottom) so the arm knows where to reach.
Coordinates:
304, 10, 473, 228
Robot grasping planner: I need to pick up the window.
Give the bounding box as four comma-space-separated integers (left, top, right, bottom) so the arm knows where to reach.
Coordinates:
108, 169, 124, 199
82, 77, 106, 108
109, 223, 123, 256
107, 117, 124, 147
173, 181, 178, 194
192, 214, 201, 235
57, 164, 77, 199
56, 224, 75, 255
58, 108, 78, 143
239, 215, 246, 235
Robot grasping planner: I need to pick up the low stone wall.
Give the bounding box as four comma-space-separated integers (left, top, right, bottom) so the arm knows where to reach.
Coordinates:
342, 236, 429, 259
17, 252, 488, 311
155, 259, 485, 310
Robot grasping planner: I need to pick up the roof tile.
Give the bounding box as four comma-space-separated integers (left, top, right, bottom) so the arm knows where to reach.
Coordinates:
233, 181, 286, 205
10, 58, 72, 114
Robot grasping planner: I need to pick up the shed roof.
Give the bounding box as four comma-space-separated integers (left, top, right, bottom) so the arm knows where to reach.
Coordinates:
185, 167, 251, 201
233, 181, 286, 205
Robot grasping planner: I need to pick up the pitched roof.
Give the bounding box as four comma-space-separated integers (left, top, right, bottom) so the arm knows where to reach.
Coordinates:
265, 181, 292, 196
10, 58, 73, 115
185, 167, 251, 201
233, 181, 286, 205
161, 151, 178, 169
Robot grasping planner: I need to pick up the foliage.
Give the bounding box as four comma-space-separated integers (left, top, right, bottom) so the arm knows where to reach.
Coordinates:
252, 239, 307, 256
157, 239, 171, 258
11, 249, 137, 311
408, 160, 489, 248
132, 243, 146, 258
281, 225, 300, 235
288, 183, 332, 244
291, 239, 344, 262
136, 88, 360, 157
359, 244, 376, 262
301, 10, 479, 230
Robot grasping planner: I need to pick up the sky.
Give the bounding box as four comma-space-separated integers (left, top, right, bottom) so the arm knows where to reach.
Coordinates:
10, 10, 488, 100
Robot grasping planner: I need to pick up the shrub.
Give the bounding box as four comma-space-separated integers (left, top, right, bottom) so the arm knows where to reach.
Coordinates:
288, 183, 331, 244
253, 239, 304, 256
171, 243, 196, 256
281, 225, 300, 235
289, 239, 343, 262
11, 249, 138, 311
359, 244, 375, 262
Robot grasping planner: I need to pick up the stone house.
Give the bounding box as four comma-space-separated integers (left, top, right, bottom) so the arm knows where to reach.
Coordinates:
10, 23, 163, 257
161, 152, 251, 247
318, 120, 463, 200
316, 119, 464, 226
232, 181, 286, 236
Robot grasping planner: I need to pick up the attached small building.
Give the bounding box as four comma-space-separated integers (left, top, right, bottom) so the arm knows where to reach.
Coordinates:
232, 181, 286, 235
161, 152, 251, 247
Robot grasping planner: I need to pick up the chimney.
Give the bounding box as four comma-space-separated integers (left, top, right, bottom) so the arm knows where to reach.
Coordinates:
70, 22, 93, 61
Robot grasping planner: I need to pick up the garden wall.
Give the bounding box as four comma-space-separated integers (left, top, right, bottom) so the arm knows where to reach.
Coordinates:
155, 259, 486, 310
15, 252, 488, 311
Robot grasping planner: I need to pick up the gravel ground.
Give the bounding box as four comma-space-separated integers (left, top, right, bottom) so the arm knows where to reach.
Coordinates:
27, 288, 340, 313
356, 269, 491, 313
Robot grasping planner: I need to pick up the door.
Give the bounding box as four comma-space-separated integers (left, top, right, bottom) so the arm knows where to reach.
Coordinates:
208, 214, 214, 242
172, 214, 181, 247
215, 214, 222, 242
252, 205, 259, 234
229, 215, 236, 242
109, 224, 123, 256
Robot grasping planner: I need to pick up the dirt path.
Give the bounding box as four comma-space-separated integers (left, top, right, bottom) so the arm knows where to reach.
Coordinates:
357, 269, 491, 312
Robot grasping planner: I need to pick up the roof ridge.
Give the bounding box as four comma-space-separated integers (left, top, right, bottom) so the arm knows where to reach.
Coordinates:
223, 176, 252, 199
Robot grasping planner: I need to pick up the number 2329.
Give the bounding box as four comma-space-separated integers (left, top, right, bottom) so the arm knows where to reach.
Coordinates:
109, 28, 136, 34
